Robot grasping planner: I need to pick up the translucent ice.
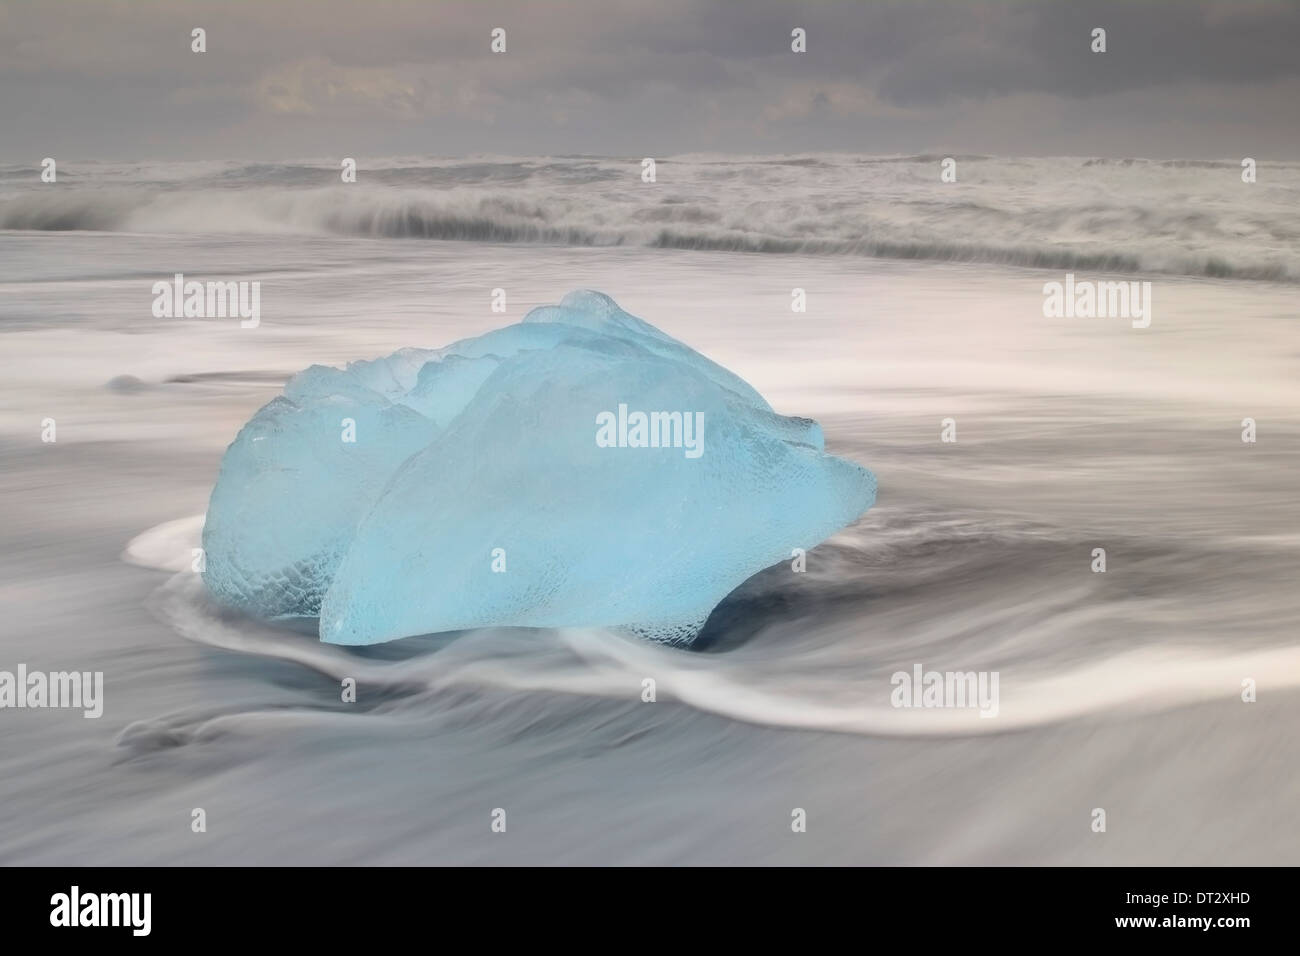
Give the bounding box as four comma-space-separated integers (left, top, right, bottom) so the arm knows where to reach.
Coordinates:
202, 291, 876, 644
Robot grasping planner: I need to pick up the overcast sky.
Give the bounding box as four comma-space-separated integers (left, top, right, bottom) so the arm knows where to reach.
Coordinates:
2, 0, 1298, 161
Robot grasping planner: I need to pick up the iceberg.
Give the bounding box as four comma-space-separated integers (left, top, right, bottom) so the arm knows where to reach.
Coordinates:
201, 290, 876, 645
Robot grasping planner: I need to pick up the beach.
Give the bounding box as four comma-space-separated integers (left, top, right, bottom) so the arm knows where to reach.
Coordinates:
1, 155, 1298, 863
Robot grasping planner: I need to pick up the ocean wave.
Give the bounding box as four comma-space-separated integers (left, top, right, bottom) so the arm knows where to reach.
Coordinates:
6, 148, 1298, 283
5, 185, 1295, 282
143, 552, 1300, 739
128, 515, 1300, 739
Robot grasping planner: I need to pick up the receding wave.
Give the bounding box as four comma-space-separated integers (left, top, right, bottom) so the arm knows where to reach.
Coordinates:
128, 516, 1300, 738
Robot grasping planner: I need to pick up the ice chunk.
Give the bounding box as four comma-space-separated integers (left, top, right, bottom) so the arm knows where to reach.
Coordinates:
202, 291, 876, 644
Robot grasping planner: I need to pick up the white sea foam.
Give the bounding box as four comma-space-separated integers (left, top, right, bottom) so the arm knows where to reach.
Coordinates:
4, 155, 1297, 281
131, 514, 1300, 738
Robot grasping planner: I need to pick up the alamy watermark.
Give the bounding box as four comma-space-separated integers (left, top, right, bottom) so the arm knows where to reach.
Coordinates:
50, 886, 150, 936
152, 273, 260, 328
0, 664, 103, 718
596, 403, 704, 459
890, 663, 999, 718
1043, 273, 1152, 328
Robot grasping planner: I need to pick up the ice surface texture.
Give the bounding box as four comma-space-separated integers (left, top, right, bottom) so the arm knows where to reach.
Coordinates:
202, 291, 876, 645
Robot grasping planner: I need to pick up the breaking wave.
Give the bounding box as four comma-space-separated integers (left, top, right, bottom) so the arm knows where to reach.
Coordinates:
3, 153, 1298, 281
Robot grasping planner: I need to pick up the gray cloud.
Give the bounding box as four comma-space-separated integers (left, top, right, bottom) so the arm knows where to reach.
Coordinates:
1, 0, 1297, 160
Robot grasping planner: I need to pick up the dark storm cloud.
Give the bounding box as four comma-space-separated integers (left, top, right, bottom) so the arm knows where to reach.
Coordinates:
871, 0, 1300, 105
0, 0, 1297, 159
